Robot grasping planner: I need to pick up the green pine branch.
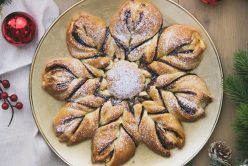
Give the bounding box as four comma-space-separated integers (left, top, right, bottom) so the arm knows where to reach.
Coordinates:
224, 50, 248, 105
0, 0, 11, 6
185, 160, 194, 166
0, 0, 12, 7
234, 50, 248, 83
233, 104, 248, 158
224, 49, 248, 160
209, 158, 229, 166
224, 75, 248, 105
0, 0, 11, 12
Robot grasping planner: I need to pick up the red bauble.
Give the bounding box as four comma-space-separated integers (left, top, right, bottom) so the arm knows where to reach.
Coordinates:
201, 0, 219, 5
1, 12, 36, 46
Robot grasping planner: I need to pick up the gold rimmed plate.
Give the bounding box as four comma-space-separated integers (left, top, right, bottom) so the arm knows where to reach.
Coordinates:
29, 0, 223, 165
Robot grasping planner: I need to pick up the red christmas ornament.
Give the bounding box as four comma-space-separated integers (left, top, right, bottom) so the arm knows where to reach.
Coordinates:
1, 12, 36, 46
201, 0, 219, 5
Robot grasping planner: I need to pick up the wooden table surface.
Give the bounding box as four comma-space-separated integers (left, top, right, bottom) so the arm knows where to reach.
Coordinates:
54, 0, 248, 165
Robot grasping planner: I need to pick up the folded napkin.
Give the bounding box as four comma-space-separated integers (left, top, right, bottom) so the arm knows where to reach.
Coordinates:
0, 0, 66, 166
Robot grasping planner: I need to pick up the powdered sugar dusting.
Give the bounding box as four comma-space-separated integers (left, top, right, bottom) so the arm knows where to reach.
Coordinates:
107, 60, 145, 99
160, 25, 194, 53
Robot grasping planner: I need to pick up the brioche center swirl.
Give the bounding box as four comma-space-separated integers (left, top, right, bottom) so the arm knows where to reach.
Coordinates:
106, 60, 145, 99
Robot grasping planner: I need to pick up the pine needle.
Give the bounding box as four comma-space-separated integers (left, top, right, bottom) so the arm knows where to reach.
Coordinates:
233, 104, 248, 158
224, 49, 248, 160
185, 160, 194, 166
224, 50, 248, 105
0, 0, 11, 6
224, 75, 248, 105
209, 158, 230, 166
234, 50, 248, 83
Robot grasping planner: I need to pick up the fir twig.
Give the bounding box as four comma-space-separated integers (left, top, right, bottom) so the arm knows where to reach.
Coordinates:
233, 104, 248, 158
0, 0, 11, 6
224, 75, 248, 105
185, 160, 194, 166
234, 50, 248, 83
224, 50, 248, 105
209, 158, 229, 166
224, 49, 248, 161
0, 0, 11, 13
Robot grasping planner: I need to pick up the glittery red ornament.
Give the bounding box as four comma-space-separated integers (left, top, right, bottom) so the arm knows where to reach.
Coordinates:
201, 0, 219, 5
1, 12, 36, 46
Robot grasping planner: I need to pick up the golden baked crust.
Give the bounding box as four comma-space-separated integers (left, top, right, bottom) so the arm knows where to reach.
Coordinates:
53, 102, 100, 145
107, 0, 162, 63
157, 24, 206, 70
139, 112, 184, 156
153, 72, 212, 121
92, 102, 141, 166
67, 12, 106, 59
42, 58, 91, 100
109, 0, 162, 48
42, 0, 212, 165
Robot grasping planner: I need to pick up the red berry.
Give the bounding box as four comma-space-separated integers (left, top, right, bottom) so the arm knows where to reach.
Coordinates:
2, 80, 10, 88
15, 102, 23, 109
2, 102, 9, 110
10, 94, 18, 102
1, 92, 8, 99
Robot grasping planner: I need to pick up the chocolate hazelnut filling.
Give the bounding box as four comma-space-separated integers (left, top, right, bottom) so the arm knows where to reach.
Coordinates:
56, 116, 84, 136
177, 99, 196, 115
155, 123, 181, 149
72, 26, 97, 49
167, 43, 193, 56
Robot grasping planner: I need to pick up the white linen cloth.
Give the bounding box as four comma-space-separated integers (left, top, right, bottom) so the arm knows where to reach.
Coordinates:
0, 0, 66, 165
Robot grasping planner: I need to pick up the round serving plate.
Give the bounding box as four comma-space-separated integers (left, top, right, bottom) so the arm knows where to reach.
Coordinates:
29, 0, 223, 165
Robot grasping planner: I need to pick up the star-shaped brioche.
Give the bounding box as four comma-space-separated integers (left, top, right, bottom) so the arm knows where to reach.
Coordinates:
42, 0, 212, 165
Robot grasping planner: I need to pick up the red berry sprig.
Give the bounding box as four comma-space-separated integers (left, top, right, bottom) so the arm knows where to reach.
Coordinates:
0, 79, 23, 126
